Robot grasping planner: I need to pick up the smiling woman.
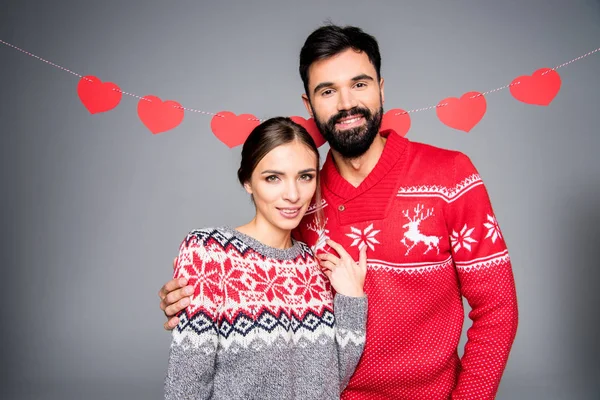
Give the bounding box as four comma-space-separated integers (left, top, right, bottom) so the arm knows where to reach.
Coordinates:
236, 117, 322, 238
164, 117, 369, 400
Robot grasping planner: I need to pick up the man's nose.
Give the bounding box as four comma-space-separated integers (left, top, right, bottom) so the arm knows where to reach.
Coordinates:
337, 88, 358, 111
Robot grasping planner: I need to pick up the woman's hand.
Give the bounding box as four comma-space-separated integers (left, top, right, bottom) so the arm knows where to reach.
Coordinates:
317, 239, 367, 297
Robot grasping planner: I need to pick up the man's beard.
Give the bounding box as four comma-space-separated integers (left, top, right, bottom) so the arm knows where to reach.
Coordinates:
314, 106, 383, 159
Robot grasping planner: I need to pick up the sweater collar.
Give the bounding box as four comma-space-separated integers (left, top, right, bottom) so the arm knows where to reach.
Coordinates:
321, 129, 408, 199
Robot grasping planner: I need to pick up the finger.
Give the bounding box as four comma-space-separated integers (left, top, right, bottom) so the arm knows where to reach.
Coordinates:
319, 260, 337, 271
164, 316, 180, 331
164, 297, 191, 318
161, 285, 193, 312
317, 252, 340, 265
326, 239, 349, 258
158, 277, 188, 300
358, 245, 368, 270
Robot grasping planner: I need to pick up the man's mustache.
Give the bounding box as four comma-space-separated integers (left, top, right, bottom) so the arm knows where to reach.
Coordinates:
328, 108, 371, 125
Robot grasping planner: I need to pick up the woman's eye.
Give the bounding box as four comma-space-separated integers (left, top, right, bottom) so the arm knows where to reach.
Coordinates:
266, 175, 279, 182
300, 174, 315, 181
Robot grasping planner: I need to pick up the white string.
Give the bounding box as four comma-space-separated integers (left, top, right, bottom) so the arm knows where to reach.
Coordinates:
1, 39, 598, 119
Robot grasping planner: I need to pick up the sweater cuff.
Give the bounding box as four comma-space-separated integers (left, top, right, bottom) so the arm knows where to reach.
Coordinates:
333, 293, 368, 332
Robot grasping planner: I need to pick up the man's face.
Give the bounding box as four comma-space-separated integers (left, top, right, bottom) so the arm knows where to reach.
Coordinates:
302, 48, 385, 159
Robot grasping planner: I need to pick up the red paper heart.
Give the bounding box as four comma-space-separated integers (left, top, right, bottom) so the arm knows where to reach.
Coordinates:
137, 95, 184, 134
380, 108, 411, 137
436, 91, 486, 132
290, 116, 326, 148
77, 75, 122, 114
211, 111, 260, 148
509, 68, 561, 106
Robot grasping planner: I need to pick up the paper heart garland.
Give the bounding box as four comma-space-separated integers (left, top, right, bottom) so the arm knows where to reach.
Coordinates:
381, 108, 411, 137
436, 91, 486, 132
509, 68, 561, 106
137, 95, 184, 134
210, 111, 260, 148
77, 75, 122, 114
289, 116, 326, 148
75, 67, 564, 140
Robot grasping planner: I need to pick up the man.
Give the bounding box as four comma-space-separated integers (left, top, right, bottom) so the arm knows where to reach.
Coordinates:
159, 24, 518, 399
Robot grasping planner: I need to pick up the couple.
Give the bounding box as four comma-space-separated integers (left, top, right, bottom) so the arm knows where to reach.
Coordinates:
161, 24, 519, 400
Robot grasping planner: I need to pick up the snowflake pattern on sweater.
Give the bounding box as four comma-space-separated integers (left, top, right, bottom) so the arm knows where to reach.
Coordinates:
295, 131, 518, 400
165, 227, 368, 400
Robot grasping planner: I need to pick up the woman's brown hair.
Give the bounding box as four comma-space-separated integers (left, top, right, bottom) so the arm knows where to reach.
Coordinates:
237, 117, 324, 226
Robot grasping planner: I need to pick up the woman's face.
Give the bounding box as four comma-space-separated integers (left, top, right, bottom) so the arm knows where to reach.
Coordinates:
244, 140, 318, 232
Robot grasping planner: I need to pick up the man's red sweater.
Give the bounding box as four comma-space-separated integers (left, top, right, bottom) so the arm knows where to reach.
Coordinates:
294, 130, 518, 399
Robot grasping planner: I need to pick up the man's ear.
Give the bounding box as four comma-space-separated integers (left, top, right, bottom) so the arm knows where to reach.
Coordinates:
380, 77, 385, 104
243, 182, 253, 195
302, 94, 314, 118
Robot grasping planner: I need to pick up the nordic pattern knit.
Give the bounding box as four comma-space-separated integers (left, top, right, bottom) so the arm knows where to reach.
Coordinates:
164, 226, 368, 400
294, 130, 519, 400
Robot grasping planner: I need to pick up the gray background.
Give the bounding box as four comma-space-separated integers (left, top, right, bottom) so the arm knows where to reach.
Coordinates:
1, 0, 599, 399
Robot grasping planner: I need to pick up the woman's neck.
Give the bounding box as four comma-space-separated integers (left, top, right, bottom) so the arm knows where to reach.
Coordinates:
236, 216, 293, 250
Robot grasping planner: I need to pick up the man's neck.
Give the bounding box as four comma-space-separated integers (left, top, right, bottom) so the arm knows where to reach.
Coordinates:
331, 134, 387, 187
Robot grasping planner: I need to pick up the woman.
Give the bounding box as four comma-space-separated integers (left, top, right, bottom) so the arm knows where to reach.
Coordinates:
165, 117, 368, 400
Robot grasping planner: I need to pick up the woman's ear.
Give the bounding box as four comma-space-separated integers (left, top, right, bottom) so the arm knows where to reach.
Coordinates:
243, 182, 253, 195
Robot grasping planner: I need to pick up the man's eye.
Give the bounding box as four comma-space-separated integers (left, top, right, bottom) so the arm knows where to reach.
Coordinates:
321, 89, 333, 96
355, 82, 367, 88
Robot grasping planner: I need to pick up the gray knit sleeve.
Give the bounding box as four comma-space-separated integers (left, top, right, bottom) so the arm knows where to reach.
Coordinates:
164, 234, 222, 399
333, 293, 368, 391
164, 332, 218, 399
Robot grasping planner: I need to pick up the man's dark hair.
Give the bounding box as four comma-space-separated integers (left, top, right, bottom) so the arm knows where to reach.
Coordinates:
299, 24, 382, 97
